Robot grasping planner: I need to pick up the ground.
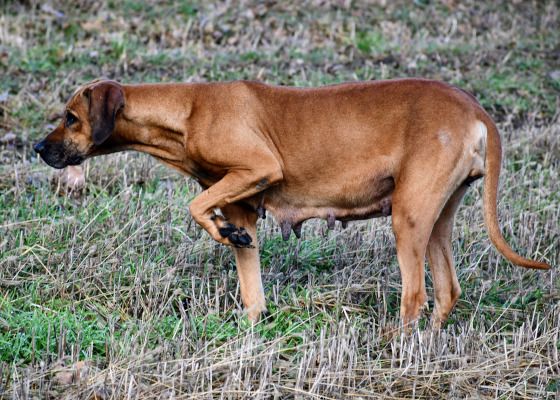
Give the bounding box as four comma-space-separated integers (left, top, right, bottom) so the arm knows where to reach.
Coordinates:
0, 1, 558, 398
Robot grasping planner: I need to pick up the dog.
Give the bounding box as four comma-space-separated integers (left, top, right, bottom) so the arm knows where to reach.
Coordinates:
34, 78, 550, 328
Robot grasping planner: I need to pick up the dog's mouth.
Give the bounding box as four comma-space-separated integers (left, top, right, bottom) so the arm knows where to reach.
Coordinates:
34, 140, 85, 169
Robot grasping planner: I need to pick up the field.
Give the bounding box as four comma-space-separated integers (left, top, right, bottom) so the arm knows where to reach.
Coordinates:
0, 1, 559, 398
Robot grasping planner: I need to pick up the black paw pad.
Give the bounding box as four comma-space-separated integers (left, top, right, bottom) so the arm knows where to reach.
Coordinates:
219, 224, 253, 247
230, 227, 253, 247
218, 223, 237, 238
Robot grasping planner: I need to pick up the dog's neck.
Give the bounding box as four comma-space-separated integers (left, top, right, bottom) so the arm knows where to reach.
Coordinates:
97, 84, 195, 165
92, 83, 222, 183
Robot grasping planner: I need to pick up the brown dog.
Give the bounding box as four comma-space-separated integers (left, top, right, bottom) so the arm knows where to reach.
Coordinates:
34, 79, 550, 327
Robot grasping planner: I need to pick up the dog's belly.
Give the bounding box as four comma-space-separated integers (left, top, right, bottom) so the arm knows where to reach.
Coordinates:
260, 174, 394, 238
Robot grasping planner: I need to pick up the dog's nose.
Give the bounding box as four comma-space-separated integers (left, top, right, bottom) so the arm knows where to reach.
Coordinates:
33, 140, 46, 153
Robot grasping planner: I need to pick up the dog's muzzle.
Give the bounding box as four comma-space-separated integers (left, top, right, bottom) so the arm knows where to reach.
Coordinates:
34, 139, 83, 169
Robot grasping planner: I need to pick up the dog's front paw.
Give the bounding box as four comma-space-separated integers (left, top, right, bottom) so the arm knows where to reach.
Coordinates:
218, 223, 253, 248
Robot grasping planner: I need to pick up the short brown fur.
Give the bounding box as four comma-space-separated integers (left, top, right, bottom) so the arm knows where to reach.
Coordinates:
35, 78, 551, 327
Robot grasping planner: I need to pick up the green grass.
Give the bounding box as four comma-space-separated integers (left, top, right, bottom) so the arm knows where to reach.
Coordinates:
355, 30, 388, 55
0, 298, 111, 364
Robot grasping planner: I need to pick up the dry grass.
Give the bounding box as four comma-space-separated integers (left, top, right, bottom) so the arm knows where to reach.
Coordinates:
0, 1, 559, 398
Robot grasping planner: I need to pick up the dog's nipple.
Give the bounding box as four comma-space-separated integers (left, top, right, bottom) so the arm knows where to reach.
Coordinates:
280, 220, 292, 241
292, 222, 302, 239
327, 212, 336, 230
257, 194, 266, 219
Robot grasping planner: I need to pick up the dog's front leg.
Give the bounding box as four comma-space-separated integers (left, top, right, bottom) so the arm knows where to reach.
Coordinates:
189, 168, 282, 247
222, 203, 266, 322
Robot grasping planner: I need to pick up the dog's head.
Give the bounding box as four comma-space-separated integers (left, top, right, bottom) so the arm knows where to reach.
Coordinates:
34, 80, 124, 169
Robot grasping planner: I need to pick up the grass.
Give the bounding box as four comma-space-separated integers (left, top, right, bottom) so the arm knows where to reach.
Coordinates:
0, 0, 559, 398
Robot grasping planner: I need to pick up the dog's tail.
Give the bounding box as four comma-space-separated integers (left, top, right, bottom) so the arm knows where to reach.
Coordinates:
479, 112, 550, 270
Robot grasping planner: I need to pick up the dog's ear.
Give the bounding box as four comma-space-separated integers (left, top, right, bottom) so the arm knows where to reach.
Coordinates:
84, 81, 124, 145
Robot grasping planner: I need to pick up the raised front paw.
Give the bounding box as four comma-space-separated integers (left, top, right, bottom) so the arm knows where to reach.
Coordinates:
218, 222, 253, 248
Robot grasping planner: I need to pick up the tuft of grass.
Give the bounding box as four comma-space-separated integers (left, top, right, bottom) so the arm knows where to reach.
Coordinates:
0, 298, 111, 364
355, 30, 387, 55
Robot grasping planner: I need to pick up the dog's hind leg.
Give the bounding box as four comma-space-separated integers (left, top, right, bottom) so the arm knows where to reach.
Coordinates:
391, 163, 464, 328
222, 203, 267, 322
426, 185, 467, 329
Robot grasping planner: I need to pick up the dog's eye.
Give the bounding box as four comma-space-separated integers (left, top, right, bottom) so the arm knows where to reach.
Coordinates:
65, 112, 78, 127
